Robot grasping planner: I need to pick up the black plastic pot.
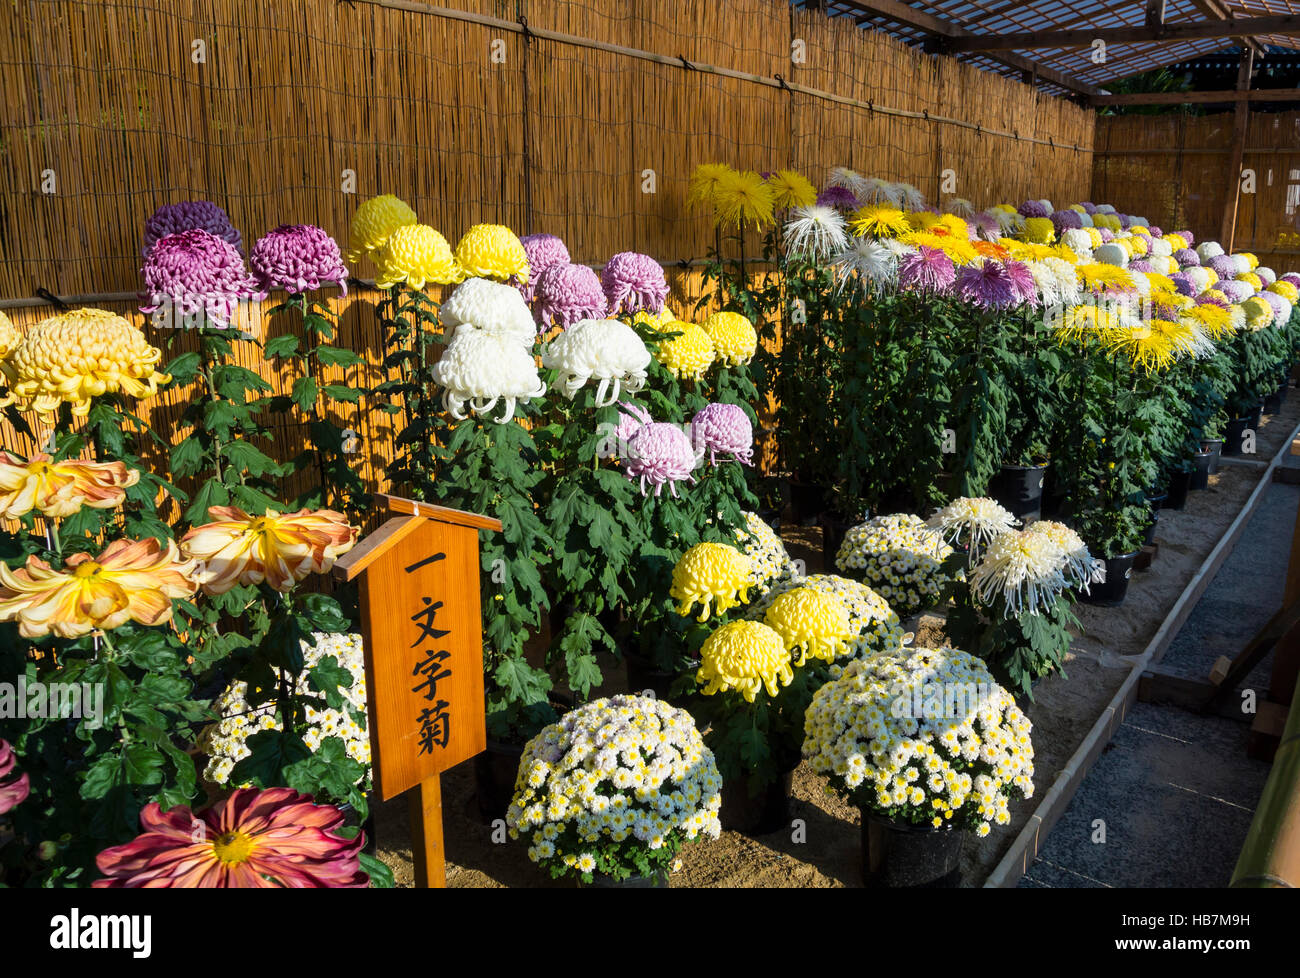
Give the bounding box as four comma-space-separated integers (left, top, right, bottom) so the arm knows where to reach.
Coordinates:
581, 869, 670, 888
474, 739, 525, 823
624, 653, 676, 701
1164, 469, 1193, 510
1250, 402, 1265, 429
720, 767, 795, 835
1189, 449, 1214, 491
993, 463, 1048, 520
820, 512, 861, 571
1146, 490, 1168, 511
1223, 416, 1253, 457
1201, 438, 1223, 475
757, 508, 782, 533
1040, 477, 1070, 520
1141, 507, 1159, 547
1264, 389, 1284, 415
860, 812, 965, 888
1080, 550, 1141, 607
789, 482, 829, 527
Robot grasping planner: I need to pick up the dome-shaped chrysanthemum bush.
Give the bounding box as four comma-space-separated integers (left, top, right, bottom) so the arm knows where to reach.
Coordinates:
834, 514, 955, 618
803, 645, 1034, 837
506, 695, 722, 884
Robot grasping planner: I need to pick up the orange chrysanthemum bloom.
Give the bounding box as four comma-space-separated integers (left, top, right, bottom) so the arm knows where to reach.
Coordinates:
0, 451, 139, 520
972, 241, 1011, 261
180, 506, 358, 595
0, 538, 197, 639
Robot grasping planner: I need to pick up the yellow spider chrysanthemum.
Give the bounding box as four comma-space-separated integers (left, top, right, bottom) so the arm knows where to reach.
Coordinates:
454, 224, 529, 283
899, 230, 979, 265
849, 203, 911, 239
904, 210, 943, 231
1149, 289, 1194, 318
762, 587, 854, 666
1020, 217, 1056, 245
656, 321, 715, 380
670, 542, 754, 622
1077, 262, 1135, 294
701, 312, 757, 366
1145, 272, 1176, 293
1183, 303, 1234, 340
696, 620, 793, 702
1053, 304, 1123, 345
1269, 280, 1299, 303
1044, 243, 1078, 263
0, 309, 169, 421
0, 311, 21, 359
1106, 322, 1178, 373
936, 214, 970, 239
345, 193, 417, 265
765, 169, 817, 210
687, 163, 736, 214
711, 169, 776, 229
374, 224, 460, 289
1001, 239, 1052, 262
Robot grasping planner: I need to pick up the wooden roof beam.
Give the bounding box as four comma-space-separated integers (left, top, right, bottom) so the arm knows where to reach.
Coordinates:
1092, 87, 1300, 106
1192, 1, 1267, 58
946, 14, 1300, 52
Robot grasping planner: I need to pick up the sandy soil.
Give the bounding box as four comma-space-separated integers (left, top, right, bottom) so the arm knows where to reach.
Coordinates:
372, 398, 1300, 888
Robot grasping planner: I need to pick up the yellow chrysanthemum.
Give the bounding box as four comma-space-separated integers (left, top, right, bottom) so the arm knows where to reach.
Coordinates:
765, 169, 817, 210
670, 542, 754, 622
1269, 280, 1299, 302
0, 309, 169, 421
345, 193, 417, 265
701, 312, 757, 366
1164, 233, 1188, 251
1183, 303, 1234, 340
849, 203, 911, 239
1240, 252, 1260, 271
711, 169, 775, 229
1077, 262, 1135, 294
1149, 289, 1194, 318
0, 311, 20, 359
899, 230, 978, 265
1106, 322, 1179, 373
1054, 304, 1124, 345
1001, 239, 1051, 262
1021, 217, 1056, 245
454, 224, 529, 283
1236, 271, 1263, 291
762, 587, 854, 666
0, 451, 140, 520
905, 210, 943, 231
1204, 267, 1220, 287
656, 321, 715, 380
1203, 288, 1228, 304
936, 214, 970, 239
629, 308, 676, 333
687, 163, 736, 214
374, 224, 460, 289
1044, 243, 1078, 263
697, 620, 793, 702
1085, 227, 1104, 248
1243, 296, 1274, 330
1145, 272, 1176, 292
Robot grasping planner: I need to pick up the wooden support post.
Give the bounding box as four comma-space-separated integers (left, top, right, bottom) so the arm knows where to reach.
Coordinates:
1220, 48, 1254, 252
1268, 488, 1300, 707
409, 775, 446, 888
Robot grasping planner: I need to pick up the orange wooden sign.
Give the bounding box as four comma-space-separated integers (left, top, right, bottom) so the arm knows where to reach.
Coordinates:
334, 494, 501, 887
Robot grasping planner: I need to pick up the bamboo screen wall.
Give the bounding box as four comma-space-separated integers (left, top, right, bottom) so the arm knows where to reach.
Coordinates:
0, 0, 1096, 502
1093, 110, 1300, 272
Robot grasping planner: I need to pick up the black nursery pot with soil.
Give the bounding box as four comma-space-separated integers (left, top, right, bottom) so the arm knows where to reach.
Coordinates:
860, 812, 966, 888
1080, 550, 1141, 607
720, 766, 796, 835
1164, 468, 1193, 510
1201, 439, 1223, 475
993, 462, 1048, 520
789, 481, 829, 527
1189, 448, 1214, 491
580, 869, 670, 889
820, 511, 861, 572
1223, 416, 1253, 457
1141, 507, 1160, 547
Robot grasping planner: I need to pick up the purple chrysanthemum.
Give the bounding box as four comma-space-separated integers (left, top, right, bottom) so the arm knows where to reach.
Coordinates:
1197, 293, 1229, 309
971, 212, 1002, 242
1219, 280, 1254, 303
1078, 202, 1098, 215
249, 224, 348, 298
1005, 259, 1038, 308
514, 233, 570, 302
534, 262, 608, 331
1281, 272, 1300, 287
1018, 200, 1050, 219
1174, 248, 1200, 267
1260, 291, 1287, 317
955, 260, 1017, 310
816, 186, 860, 210
897, 246, 956, 296
1170, 271, 1197, 296
1148, 226, 1163, 237
612, 401, 653, 454
1128, 259, 1155, 274
1175, 229, 1195, 246
1207, 254, 1237, 279
625, 422, 699, 497
601, 251, 669, 316
1098, 228, 1115, 243
689, 403, 754, 466
140, 229, 258, 327
1052, 210, 1083, 233
143, 200, 242, 255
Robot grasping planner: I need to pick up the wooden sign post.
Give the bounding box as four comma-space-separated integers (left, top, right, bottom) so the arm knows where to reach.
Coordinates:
333, 493, 501, 887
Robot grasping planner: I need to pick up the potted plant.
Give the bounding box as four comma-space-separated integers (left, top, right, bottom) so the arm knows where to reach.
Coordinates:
1074, 506, 1147, 606
803, 645, 1035, 887
832, 513, 956, 620
505, 694, 722, 887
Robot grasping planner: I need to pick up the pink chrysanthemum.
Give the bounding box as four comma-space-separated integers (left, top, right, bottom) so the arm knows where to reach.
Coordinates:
625, 422, 700, 497
93, 787, 368, 888
1148, 226, 1163, 237
1175, 230, 1195, 246
1281, 272, 1300, 287
249, 224, 349, 297
897, 246, 956, 296
1128, 259, 1155, 274
601, 251, 669, 316
534, 262, 608, 331
1197, 293, 1229, 309
1174, 248, 1200, 267
970, 212, 1002, 242
514, 233, 570, 302
140, 229, 259, 328
612, 401, 654, 455
1004, 259, 1038, 307
690, 402, 754, 466
1207, 255, 1237, 279
1098, 228, 1115, 243
956, 260, 1018, 310
143, 200, 242, 255
0, 739, 29, 815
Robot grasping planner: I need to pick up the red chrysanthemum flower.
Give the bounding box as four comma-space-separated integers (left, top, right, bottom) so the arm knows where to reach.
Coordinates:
93, 787, 368, 888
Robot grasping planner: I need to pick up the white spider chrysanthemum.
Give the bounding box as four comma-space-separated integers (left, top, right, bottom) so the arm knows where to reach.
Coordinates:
783, 204, 849, 264
1026, 261, 1061, 307
541, 317, 651, 407
1022, 521, 1103, 593
992, 209, 1024, 233
969, 528, 1069, 617
832, 238, 899, 291
826, 166, 870, 200
430, 328, 546, 422
928, 497, 1019, 563
857, 176, 904, 206
438, 276, 536, 347
945, 197, 975, 218
1043, 257, 1082, 305
1129, 270, 1152, 297
894, 182, 927, 211
1184, 320, 1217, 359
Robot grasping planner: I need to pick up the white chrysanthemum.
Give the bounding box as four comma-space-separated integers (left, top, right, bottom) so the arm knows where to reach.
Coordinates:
1230, 254, 1252, 276
1128, 270, 1152, 297
1038, 199, 1054, 214
1148, 238, 1173, 258
439, 277, 536, 346
894, 182, 927, 211
928, 497, 1018, 562
826, 166, 868, 197
1026, 261, 1061, 307
1257, 266, 1277, 285
859, 175, 904, 207
832, 238, 898, 291
1186, 267, 1213, 294
735, 512, 797, 590
1060, 228, 1094, 261
1043, 257, 1082, 305
1023, 520, 1103, 592
1274, 295, 1293, 325
1197, 241, 1224, 261
1151, 254, 1177, 276
991, 208, 1024, 234
945, 198, 975, 218
969, 528, 1069, 616
1095, 204, 1117, 215
541, 318, 650, 407
1228, 303, 1247, 332
835, 514, 955, 617
431, 328, 546, 422
1094, 243, 1129, 267
783, 204, 849, 264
